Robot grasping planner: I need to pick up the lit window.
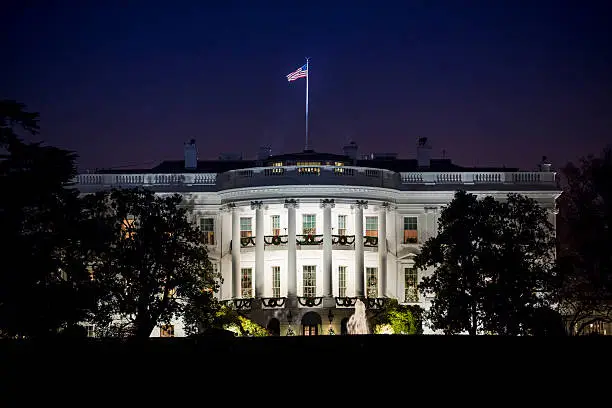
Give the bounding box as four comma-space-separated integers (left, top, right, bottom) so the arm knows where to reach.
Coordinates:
297, 161, 321, 174
337, 215, 347, 236
200, 218, 215, 245
403, 217, 418, 244
365, 216, 378, 237
121, 215, 136, 239
366, 267, 377, 298
271, 215, 281, 236
272, 266, 281, 298
303, 214, 316, 235
338, 266, 347, 297
85, 325, 95, 338
404, 267, 418, 302
303, 265, 316, 297
240, 217, 252, 238
160, 324, 174, 337
241, 268, 253, 298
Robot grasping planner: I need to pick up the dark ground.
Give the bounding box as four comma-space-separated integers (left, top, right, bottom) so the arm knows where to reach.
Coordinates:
1, 334, 607, 402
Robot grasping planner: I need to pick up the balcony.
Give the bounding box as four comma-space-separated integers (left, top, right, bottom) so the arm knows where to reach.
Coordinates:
75, 172, 217, 193
219, 165, 400, 190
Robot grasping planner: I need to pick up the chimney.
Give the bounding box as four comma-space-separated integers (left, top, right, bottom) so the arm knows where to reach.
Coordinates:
257, 146, 272, 161
343, 141, 358, 164
417, 137, 431, 168
184, 139, 197, 170
539, 156, 551, 172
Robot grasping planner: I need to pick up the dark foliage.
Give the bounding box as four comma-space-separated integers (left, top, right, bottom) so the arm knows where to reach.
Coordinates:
0, 100, 92, 338
416, 190, 556, 335
556, 147, 612, 335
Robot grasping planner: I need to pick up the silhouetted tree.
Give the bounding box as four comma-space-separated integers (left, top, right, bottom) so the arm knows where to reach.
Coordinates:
482, 193, 557, 335
80, 188, 221, 339
416, 190, 556, 335
556, 148, 612, 335
0, 100, 91, 338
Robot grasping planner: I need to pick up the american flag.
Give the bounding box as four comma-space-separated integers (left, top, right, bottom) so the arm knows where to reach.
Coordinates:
286, 64, 308, 82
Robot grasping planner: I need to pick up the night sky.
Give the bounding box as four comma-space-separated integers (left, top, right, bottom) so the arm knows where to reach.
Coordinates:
2, 1, 610, 172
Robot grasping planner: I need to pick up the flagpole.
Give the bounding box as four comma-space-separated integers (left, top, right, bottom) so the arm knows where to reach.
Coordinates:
305, 57, 309, 151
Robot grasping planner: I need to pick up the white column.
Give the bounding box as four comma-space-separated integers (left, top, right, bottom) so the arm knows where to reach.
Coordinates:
231, 204, 241, 299
354, 200, 367, 297
321, 199, 334, 298
252, 201, 264, 299
284, 199, 298, 301
378, 203, 388, 298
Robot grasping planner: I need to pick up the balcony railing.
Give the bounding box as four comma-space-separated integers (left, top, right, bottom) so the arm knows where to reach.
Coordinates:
76, 173, 217, 187
400, 171, 556, 185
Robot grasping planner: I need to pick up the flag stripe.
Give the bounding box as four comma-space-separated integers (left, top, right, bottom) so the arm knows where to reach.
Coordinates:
286, 64, 308, 82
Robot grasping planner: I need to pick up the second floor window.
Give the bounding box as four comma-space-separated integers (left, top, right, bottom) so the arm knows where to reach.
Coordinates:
337, 215, 347, 236
241, 268, 253, 298
404, 216, 418, 244
365, 216, 378, 237
240, 217, 252, 238
303, 265, 316, 297
303, 214, 316, 235
366, 267, 378, 298
200, 218, 215, 245
271, 215, 281, 236
272, 266, 281, 298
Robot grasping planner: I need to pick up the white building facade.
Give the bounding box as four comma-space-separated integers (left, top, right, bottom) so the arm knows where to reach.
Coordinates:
76, 140, 560, 336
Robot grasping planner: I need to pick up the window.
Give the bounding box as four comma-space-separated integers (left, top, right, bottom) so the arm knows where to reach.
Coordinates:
240, 217, 252, 238
334, 161, 344, 174
337, 215, 347, 236
200, 218, 215, 245
272, 161, 283, 173
122, 215, 136, 239
160, 324, 174, 337
272, 266, 281, 298
297, 161, 321, 174
366, 267, 378, 298
404, 267, 418, 302
303, 265, 316, 297
303, 214, 316, 235
338, 266, 347, 297
365, 216, 378, 237
85, 325, 95, 338
271, 215, 281, 236
241, 268, 253, 298
404, 216, 418, 244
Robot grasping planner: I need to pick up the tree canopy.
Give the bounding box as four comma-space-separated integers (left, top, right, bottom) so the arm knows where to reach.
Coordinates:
415, 190, 557, 335
80, 188, 221, 339
0, 100, 91, 338
556, 147, 612, 335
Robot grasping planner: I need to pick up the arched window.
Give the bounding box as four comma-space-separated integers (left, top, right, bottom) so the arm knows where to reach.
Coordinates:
301, 311, 322, 336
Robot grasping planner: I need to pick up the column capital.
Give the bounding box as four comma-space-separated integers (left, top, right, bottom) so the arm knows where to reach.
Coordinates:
352, 200, 368, 210
284, 199, 299, 209
220, 203, 237, 212
320, 198, 335, 209
424, 206, 438, 213
250, 200, 264, 210
380, 202, 397, 211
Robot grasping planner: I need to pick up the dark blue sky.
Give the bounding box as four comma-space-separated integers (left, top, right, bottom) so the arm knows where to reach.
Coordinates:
3, 1, 610, 171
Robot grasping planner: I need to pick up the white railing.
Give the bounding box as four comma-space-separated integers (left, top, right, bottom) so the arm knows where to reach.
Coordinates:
76, 173, 217, 186
400, 171, 556, 185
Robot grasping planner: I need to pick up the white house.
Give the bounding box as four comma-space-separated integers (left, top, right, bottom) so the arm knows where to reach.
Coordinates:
76, 138, 560, 336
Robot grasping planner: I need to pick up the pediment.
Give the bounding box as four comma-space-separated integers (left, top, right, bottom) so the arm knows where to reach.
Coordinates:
397, 246, 420, 260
